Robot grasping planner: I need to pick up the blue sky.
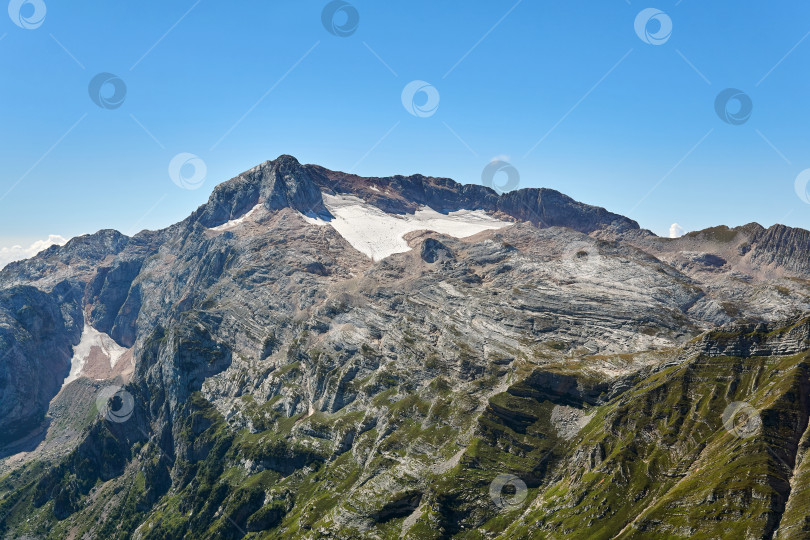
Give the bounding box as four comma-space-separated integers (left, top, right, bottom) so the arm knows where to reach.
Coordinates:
1, 0, 810, 260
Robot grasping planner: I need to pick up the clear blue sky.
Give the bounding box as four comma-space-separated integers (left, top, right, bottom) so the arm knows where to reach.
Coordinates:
2, 0, 809, 253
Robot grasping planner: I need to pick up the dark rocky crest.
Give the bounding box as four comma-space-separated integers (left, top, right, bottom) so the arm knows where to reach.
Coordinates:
195, 155, 331, 229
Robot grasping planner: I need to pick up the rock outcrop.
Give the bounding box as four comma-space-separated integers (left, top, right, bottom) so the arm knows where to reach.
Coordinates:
0, 155, 809, 539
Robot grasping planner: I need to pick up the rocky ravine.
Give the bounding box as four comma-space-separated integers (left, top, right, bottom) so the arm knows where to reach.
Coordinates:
0, 155, 809, 538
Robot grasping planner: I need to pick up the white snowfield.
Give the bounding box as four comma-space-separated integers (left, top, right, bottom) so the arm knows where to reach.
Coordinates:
62, 324, 127, 388
204, 193, 511, 260
304, 194, 512, 260
210, 203, 265, 231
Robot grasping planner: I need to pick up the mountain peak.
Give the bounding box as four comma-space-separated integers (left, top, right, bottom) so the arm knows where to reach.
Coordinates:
194, 155, 328, 229
5, 157, 810, 539
271, 153, 302, 167
202, 155, 639, 235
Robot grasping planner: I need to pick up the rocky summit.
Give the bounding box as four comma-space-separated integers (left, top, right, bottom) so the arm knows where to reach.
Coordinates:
1, 155, 809, 539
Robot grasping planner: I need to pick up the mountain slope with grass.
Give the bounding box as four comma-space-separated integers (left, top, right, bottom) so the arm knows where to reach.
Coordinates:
1, 155, 809, 539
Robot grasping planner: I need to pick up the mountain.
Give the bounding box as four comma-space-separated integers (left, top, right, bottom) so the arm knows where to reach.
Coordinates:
0, 155, 809, 539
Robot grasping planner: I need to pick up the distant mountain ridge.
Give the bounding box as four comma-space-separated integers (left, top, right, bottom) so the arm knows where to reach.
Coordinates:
193, 155, 640, 234
7, 154, 810, 276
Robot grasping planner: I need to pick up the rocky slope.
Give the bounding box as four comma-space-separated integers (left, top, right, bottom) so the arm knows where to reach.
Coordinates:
0, 155, 809, 538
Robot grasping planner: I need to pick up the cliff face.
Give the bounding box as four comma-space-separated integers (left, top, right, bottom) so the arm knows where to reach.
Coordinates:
747, 223, 810, 275
1, 155, 810, 538
683, 317, 810, 359
0, 284, 82, 441
194, 156, 330, 229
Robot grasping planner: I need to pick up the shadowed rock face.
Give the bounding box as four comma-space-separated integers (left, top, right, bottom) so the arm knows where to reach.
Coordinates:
194, 156, 331, 229
86, 259, 144, 337
684, 317, 810, 359
747, 223, 810, 274
420, 238, 454, 263
496, 188, 639, 232
2, 155, 810, 538
0, 284, 82, 443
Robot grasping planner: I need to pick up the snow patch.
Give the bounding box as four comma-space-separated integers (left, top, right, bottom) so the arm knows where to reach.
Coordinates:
303, 194, 511, 260
300, 212, 329, 227
210, 203, 264, 231
63, 325, 127, 388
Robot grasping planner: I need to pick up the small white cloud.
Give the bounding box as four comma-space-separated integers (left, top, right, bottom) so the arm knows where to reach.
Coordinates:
669, 223, 686, 238
0, 235, 68, 270
489, 154, 512, 164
